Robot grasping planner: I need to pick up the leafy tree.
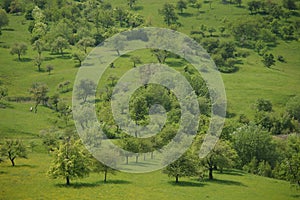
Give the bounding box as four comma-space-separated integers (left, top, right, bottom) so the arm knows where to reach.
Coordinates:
32, 39, 45, 58
130, 55, 142, 67
235, 0, 242, 7
29, 82, 48, 113
130, 96, 148, 128
34, 56, 43, 72
247, 1, 261, 14
255, 98, 272, 112
57, 101, 72, 126
176, 0, 187, 13
73, 51, 86, 66
57, 80, 71, 93
163, 153, 197, 183
10, 42, 28, 61
208, 27, 216, 37
194, 1, 202, 11
92, 152, 117, 182
282, 0, 297, 10
48, 138, 90, 185
51, 36, 70, 56
151, 49, 169, 63
127, 0, 137, 9
159, 3, 178, 26
114, 7, 128, 27
0, 9, 9, 35
200, 140, 238, 179
46, 65, 53, 75
0, 139, 27, 166
286, 95, 300, 121
75, 79, 96, 103
0, 86, 8, 100
76, 37, 95, 54
233, 123, 277, 168
262, 53, 275, 68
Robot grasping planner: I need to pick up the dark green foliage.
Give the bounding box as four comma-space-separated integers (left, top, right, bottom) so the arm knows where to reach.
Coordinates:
254, 98, 272, 112
10, 42, 28, 61
262, 53, 275, 67
159, 3, 178, 26
176, 0, 187, 13
29, 82, 49, 113
286, 95, 300, 121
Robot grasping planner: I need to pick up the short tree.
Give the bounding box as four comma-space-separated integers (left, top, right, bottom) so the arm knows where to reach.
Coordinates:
76, 37, 95, 54
73, 51, 86, 66
92, 151, 117, 182
130, 55, 142, 67
286, 95, 300, 121
159, 3, 178, 26
34, 56, 43, 72
46, 65, 54, 75
262, 53, 275, 68
29, 82, 48, 113
163, 153, 197, 183
176, 0, 187, 14
0, 139, 27, 166
32, 39, 45, 58
200, 140, 238, 179
0, 86, 8, 100
51, 36, 70, 56
127, 0, 137, 9
48, 138, 90, 185
76, 79, 97, 103
255, 98, 273, 112
10, 42, 28, 61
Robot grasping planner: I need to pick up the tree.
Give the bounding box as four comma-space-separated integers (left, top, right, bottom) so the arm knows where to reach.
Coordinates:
75, 79, 96, 103
92, 151, 117, 182
0, 139, 27, 166
262, 53, 275, 68
46, 65, 53, 75
29, 82, 48, 113
159, 3, 178, 26
48, 138, 90, 185
0, 86, 8, 100
130, 55, 142, 67
176, 0, 187, 14
163, 153, 197, 183
282, 0, 297, 10
51, 36, 70, 56
76, 37, 95, 54
235, 0, 242, 7
0, 9, 9, 35
208, 27, 216, 37
255, 98, 272, 112
34, 56, 43, 72
127, 0, 137, 9
10, 43, 27, 61
57, 101, 72, 126
233, 123, 277, 168
151, 49, 169, 63
130, 96, 148, 134
73, 51, 86, 66
32, 39, 45, 58
114, 7, 128, 27
200, 140, 238, 179
286, 95, 300, 121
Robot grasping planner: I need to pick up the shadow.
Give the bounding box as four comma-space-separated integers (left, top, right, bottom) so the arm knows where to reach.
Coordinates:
55, 182, 100, 189
44, 57, 55, 61
120, 54, 130, 58
0, 171, 7, 174
13, 58, 33, 62
178, 13, 193, 17
133, 6, 143, 11
165, 60, 185, 68
208, 178, 247, 187
226, 111, 236, 118
14, 164, 37, 168
100, 179, 131, 185
0, 102, 14, 109
291, 194, 300, 198
221, 170, 245, 176
2, 28, 14, 31
168, 180, 205, 187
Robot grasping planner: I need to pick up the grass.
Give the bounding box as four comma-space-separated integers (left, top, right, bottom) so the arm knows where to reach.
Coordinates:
0, 152, 299, 200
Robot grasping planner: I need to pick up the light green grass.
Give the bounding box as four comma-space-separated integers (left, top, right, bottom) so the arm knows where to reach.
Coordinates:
0, 152, 299, 200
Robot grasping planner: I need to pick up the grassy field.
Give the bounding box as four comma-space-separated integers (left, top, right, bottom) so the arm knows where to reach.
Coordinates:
1, 0, 300, 199
0, 152, 299, 200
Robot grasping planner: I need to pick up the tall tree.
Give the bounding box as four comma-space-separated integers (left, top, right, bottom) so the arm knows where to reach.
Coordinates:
76, 37, 95, 54
10, 43, 27, 61
0, 139, 27, 166
32, 39, 45, 58
159, 3, 178, 26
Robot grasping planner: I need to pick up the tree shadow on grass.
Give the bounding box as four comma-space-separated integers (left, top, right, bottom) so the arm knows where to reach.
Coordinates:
0, 171, 7, 174
14, 164, 37, 168
291, 194, 300, 199
55, 179, 131, 188
220, 170, 246, 176
168, 180, 205, 187
178, 13, 194, 17
208, 178, 247, 187
13, 58, 33, 62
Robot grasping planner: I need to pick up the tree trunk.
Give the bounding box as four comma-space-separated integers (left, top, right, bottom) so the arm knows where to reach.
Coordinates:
10, 158, 15, 167
18, 53, 21, 61
151, 152, 154, 159
175, 174, 179, 183
66, 176, 70, 185
209, 167, 213, 180
104, 170, 107, 183
144, 154, 146, 161
126, 156, 128, 164
135, 154, 138, 163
